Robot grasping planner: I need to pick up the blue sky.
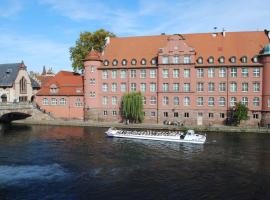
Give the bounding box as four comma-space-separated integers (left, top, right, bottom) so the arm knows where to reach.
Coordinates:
0, 0, 269, 73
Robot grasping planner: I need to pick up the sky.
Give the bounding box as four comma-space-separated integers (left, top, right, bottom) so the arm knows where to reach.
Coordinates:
0, 0, 269, 73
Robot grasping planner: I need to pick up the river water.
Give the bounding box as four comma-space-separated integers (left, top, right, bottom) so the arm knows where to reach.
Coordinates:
0, 124, 269, 200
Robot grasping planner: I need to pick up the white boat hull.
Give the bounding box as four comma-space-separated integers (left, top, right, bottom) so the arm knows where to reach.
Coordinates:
106, 128, 206, 144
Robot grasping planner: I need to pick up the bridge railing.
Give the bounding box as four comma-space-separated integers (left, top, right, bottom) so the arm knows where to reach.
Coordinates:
0, 102, 34, 110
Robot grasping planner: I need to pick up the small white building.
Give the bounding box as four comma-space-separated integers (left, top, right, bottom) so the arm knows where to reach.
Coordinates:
0, 61, 40, 103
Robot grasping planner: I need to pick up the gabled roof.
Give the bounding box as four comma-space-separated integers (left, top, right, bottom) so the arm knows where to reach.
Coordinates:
0, 63, 20, 87
102, 31, 269, 66
30, 77, 40, 88
36, 71, 84, 96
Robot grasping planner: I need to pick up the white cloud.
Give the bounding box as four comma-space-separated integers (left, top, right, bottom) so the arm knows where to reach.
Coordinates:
0, 32, 72, 73
0, 0, 22, 18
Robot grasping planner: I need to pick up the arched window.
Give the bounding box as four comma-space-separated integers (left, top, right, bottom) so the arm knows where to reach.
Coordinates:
112, 59, 118, 66
197, 57, 203, 64
141, 58, 146, 65
104, 60, 109, 66
131, 59, 137, 65
50, 84, 58, 94
252, 56, 258, 63
208, 56, 214, 64
122, 59, 127, 66
230, 56, 236, 63
20, 77, 27, 94
241, 56, 247, 63
151, 58, 157, 65
218, 56, 225, 63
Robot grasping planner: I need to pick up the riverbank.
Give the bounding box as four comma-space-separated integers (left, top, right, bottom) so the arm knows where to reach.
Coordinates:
12, 119, 270, 133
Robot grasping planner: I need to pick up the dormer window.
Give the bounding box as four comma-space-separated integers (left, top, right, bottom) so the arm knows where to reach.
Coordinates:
122, 59, 127, 66
104, 60, 109, 66
151, 58, 157, 65
241, 56, 247, 63
50, 84, 58, 94
230, 56, 236, 63
208, 56, 214, 64
162, 56, 169, 64
197, 57, 203, 64
173, 55, 180, 64
112, 59, 118, 66
252, 56, 258, 63
218, 56, 225, 63
141, 58, 146, 65
131, 59, 137, 65
76, 88, 81, 93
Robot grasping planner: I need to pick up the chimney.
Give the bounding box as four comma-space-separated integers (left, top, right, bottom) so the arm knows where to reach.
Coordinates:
212, 27, 218, 38
105, 37, 110, 46
222, 28, 226, 37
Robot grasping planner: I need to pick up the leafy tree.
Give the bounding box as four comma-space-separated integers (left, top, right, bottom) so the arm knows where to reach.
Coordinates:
121, 92, 144, 123
227, 102, 249, 125
69, 29, 116, 71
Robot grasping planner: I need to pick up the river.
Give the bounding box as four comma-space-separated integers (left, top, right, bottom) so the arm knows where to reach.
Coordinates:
0, 124, 269, 200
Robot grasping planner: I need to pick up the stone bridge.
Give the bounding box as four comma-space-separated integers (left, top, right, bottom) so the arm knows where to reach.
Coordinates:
0, 103, 52, 122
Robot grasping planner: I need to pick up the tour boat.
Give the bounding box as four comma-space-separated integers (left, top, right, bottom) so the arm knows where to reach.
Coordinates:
106, 128, 206, 144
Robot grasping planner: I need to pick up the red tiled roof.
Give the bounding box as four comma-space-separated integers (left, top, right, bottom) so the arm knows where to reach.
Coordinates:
36, 75, 54, 86
102, 31, 269, 66
36, 71, 83, 96
84, 49, 102, 61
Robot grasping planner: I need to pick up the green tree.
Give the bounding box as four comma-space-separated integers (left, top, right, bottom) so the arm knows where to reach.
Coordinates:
121, 92, 144, 123
227, 102, 249, 125
69, 29, 116, 71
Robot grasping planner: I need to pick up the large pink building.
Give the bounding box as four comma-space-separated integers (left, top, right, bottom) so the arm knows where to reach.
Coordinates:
83, 30, 270, 126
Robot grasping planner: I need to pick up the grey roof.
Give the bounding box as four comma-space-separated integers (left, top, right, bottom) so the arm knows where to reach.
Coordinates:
0, 63, 20, 87
30, 77, 40, 88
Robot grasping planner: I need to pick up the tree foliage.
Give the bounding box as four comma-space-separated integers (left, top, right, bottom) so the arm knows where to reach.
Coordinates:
121, 92, 144, 123
227, 102, 249, 125
69, 29, 116, 71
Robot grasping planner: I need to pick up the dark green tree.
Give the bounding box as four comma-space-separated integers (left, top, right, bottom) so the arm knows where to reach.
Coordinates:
121, 92, 144, 123
227, 102, 249, 125
69, 29, 115, 71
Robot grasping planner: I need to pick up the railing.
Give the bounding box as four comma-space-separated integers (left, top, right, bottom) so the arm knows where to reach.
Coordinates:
0, 102, 33, 110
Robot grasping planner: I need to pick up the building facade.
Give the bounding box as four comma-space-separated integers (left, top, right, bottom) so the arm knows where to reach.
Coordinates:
83, 31, 270, 126
35, 71, 84, 119
0, 61, 40, 103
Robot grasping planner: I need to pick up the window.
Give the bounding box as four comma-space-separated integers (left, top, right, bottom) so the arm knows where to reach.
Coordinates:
173, 55, 180, 64
51, 98, 57, 105
102, 70, 108, 79
162, 56, 169, 64
241, 56, 247, 63
111, 83, 117, 92
164, 112, 168, 117
102, 96, 108, 105
218, 56, 225, 63
112, 96, 117, 105
208, 97, 214, 106
174, 112, 179, 117
197, 97, 204, 106
141, 59, 146, 65
253, 113, 259, 119
130, 69, 136, 78
151, 58, 156, 65
253, 68, 260, 77
230, 56, 236, 63
197, 68, 204, 78
173, 69, 179, 78
103, 110, 108, 116
219, 97, 226, 106
252, 56, 258, 63
150, 83, 156, 92
112, 111, 117, 116
90, 66, 95, 73
242, 83, 248, 92
163, 83, 169, 92
230, 97, 237, 107
230, 82, 237, 92
173, 97, 180, 105
120, 70, 126, 79
89, 78, 96, 85
75, 98, 83, 107
150, 69, 156, 78
208, 82, 215, 92
241, 97, 248, 106
111, 70, 117, 79
184, 55, 191, 64
150, 96, 157, 105
102, 83, 108, 92
131, 83, 136, 91
59, 98, 67, 105
104, 60, 109, 66
150, 111, 156, 117
122, 59, 127, 66
50, 84, 58, 94
253, 82, 260, 92
90, 92, 96, 97
208, 68, 215, 78
43, 98, 49, 105
253, 97, 260, 106
197, 82, 204, 92
131, 59, 137, 65
242, 68, 248, 77
184, 69, 190, 78
231, 68, 237, 77
208, 57, 214, 64
163, 96, 169, 105
140, 83, 146, 92
268, 98, 270, 107
183, 83, 190, 92
219, 68, 226, 77
220, 113, 225, 118
173, 83, 180, 92
140, 69, 146, 78
209, 113, 214, 118
121, 83, 126, 92
219, 83, 226, 92
184, 112, 189, 118
162, 69, 169, 78
184, 97, 190, 106
112, 59, 118, 66
197, 57, 203, 64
